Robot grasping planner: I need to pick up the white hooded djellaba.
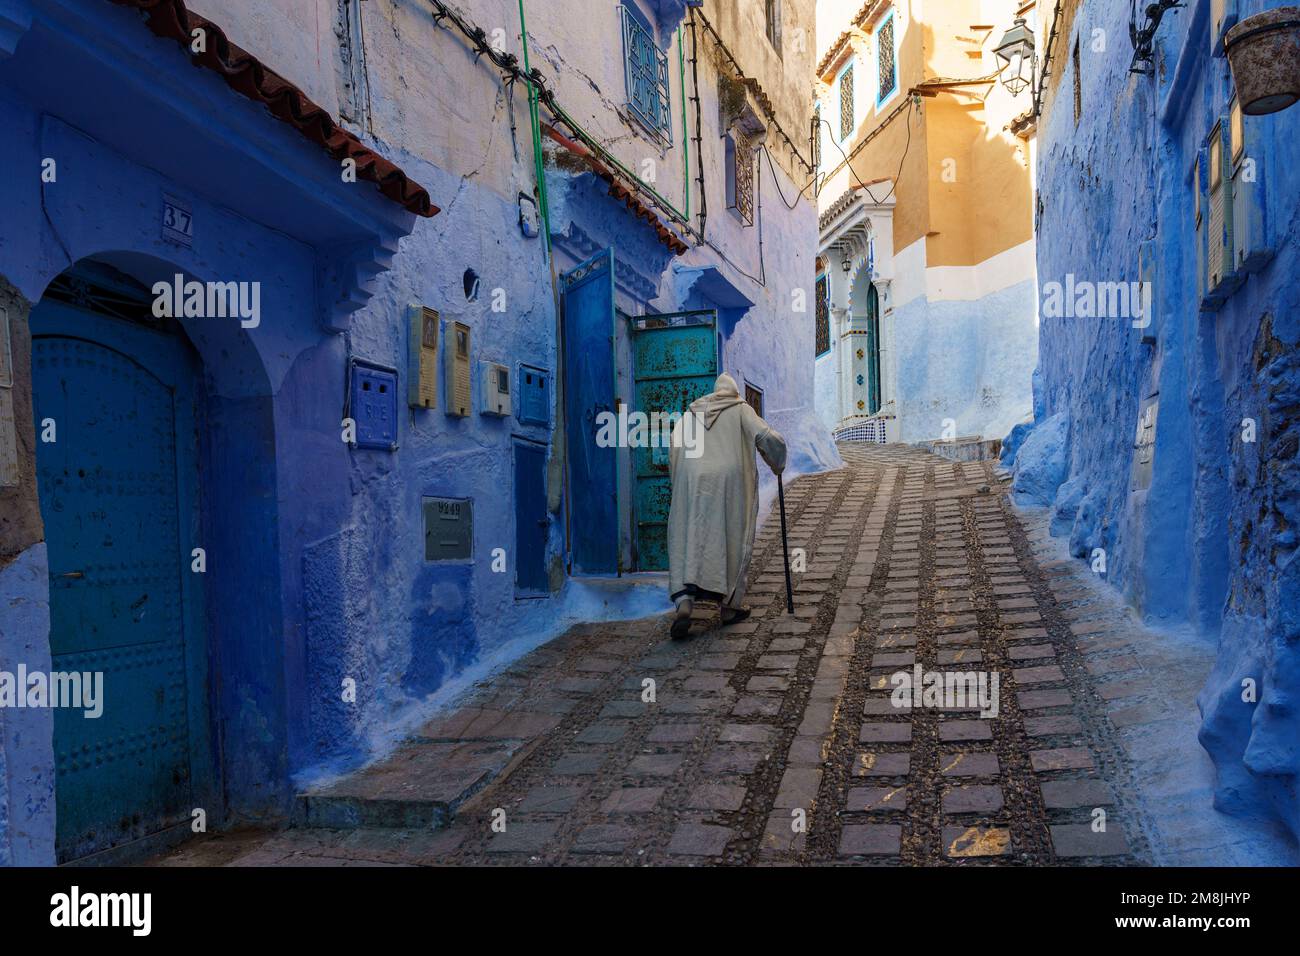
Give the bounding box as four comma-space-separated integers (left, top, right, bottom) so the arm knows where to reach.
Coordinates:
667, 374, 787, 608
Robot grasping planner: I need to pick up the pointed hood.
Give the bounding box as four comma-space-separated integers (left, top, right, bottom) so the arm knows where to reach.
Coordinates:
689, 373, 747, 429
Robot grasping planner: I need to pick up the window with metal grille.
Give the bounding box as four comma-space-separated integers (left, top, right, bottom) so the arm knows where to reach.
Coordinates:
745, 382, 764, 416
725, 132, 755, 226
877, 12, 896, 104
765, 0, 782, 55
839, 62, 854, 140
815, 272, 831, 356
621, 2, 672, 143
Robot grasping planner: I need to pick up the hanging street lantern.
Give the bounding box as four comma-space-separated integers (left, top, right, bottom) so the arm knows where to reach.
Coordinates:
994, 17, 1036, 97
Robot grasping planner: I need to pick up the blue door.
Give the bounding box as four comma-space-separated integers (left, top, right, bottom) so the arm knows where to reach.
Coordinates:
561, 250, 618, 574
513, 438, 549, 594
30, 296, 211, 862
629, 310, 718, 571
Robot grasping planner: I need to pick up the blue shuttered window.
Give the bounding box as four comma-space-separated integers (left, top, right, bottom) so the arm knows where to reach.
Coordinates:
621, 3, 672, 143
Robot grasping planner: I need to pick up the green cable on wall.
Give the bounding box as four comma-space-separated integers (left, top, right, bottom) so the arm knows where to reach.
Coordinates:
517, 0, 553, 251
516, 0, 693, 235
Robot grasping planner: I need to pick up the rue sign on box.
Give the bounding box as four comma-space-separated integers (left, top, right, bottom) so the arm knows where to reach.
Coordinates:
518, 364, 550, 426
424, 496, 473, 561
350, 362, 399, 450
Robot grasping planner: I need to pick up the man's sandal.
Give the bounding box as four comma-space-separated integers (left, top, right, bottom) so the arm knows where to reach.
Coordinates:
671, 609, 693, 639
720, 607, 752, 626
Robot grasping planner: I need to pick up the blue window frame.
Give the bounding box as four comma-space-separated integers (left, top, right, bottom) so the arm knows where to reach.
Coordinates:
620, 2, 672, 143
876, 10, 897, 106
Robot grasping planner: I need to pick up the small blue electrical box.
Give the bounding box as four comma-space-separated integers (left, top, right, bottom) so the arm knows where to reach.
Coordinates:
518, 363, 550, 426
350, 362, 399, 450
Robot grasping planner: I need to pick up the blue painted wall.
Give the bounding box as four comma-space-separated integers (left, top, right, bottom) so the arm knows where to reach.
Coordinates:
0, 0, 838, 864
892, 276, 1039, 443
0, 0, 428, 852
1016, 0, 1300, 840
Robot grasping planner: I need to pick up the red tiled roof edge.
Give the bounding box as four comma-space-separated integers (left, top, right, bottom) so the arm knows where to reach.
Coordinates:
543, 126, 690, 256
110, 0, 437, 218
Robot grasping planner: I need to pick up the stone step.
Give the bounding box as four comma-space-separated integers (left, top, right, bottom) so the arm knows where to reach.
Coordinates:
912, 437, 1001, 462
293, 737, 528, 830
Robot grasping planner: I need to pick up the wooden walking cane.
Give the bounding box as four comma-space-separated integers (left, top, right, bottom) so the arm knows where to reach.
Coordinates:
778, 474, 794, 614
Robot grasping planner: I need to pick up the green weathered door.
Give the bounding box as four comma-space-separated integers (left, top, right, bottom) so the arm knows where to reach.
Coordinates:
629, 310, 718, 571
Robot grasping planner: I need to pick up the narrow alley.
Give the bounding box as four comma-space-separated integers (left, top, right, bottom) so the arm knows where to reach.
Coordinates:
2, 0, 1298, 930
153, 445, 1284, 867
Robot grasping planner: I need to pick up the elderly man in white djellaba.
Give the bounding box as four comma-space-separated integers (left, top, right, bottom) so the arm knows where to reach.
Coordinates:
666, 374, 787, 639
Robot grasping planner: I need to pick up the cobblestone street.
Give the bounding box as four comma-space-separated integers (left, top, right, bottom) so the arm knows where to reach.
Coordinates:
155, 445, 1290, 867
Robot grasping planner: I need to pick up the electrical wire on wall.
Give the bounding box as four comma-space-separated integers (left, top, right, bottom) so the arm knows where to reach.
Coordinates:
687, 5, 708, 240
37, 114, 74, 267
815, 91, 917, 197
423, 0, 688, 237
691, 6, 816, 176
504, 74, 521, 164
817, 92, 918, 207
357, 0, 375, 135
685, 4, 760, 286
700, 134, 821, 289
701, 150, 767, 287
761, 144, 804, 211
425, 0, 836, 265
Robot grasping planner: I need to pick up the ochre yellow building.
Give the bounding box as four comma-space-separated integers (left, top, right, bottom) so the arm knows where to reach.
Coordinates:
813, 0, 1039, 446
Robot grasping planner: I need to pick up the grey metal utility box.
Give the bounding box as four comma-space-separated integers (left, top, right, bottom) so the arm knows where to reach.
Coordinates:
424, 496, 473, 561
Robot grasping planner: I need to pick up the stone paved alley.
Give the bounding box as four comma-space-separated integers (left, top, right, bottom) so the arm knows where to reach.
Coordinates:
154, 445, 1294, 867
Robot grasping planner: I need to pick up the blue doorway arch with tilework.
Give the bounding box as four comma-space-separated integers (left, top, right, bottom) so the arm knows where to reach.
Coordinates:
29, 297, 214, 863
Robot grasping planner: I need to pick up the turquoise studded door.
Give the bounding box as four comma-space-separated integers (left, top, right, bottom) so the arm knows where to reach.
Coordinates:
30, 297, 210, 863
629, 310, 718, 571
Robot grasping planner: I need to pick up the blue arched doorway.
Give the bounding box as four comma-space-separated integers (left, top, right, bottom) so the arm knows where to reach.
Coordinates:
850, 271, 883, 416
29, 261, 216, 862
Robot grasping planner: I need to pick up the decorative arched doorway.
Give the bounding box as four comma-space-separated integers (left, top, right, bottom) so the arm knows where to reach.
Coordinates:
849, 271, 883, 417
29, 260, 215, 862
